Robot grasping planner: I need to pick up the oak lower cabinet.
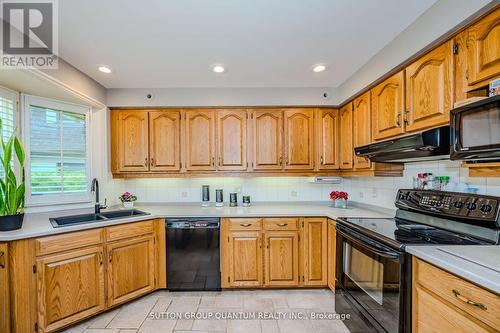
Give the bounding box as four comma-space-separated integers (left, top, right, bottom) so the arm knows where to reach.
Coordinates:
302, 218, 328, 286
327, 220, 336, 292
0, 243, 10, 333
413, 257, 500, 332
226, 230, 263, 288
106, 235, 156, 307
36, 246, 106, 332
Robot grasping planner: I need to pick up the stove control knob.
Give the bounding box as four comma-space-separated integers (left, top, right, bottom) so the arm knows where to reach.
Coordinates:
453, 201, 464, 209
435, 201, 442, 207
480, 204, 492, 213
466, 202, 477, 210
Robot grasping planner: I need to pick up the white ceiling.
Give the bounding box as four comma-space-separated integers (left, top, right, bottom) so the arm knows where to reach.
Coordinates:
58, 0, 438, 89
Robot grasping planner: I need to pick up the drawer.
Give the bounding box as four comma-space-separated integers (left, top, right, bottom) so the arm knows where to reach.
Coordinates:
36, 228, 104, 256
227, 218, 262, 231
106, 220, 154, 241
263, 218, 299, 231
414, 258, 500, 330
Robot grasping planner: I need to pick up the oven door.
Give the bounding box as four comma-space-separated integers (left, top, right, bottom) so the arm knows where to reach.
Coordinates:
335, 224, 405, 333
451, 95, 500, 161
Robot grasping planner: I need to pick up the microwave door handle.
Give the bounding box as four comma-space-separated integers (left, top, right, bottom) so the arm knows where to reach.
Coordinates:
337, 227, 400, 260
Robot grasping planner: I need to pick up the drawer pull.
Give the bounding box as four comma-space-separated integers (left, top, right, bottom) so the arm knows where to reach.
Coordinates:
240, 223, 252, 227
277, 223, 288, 227
452, 289, 487, 310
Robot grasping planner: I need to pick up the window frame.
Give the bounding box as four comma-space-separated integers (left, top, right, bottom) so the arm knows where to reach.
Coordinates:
0, 85, 20, 176
22, 94, 92, 206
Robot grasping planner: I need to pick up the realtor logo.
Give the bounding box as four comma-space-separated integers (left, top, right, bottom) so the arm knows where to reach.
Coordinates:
1, 0, 58, 68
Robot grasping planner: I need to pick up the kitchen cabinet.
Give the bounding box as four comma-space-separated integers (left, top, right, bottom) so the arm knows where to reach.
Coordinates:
149, 110, 181, 171
185, 110, 216, 171
216, 109, 248, 171
106, 235, 156, 307
317, 109, 340, 170
353, 92, 371, 169
112, 110, 150, 172
466, 9, 500, 87
371, 71, 406, 140
302, 218, 328, 286
252, 109, 283, 170
36, 246, 106, 332
227, 230, 263, 287
339, 103, 353, 170
412, 257, 500, 332
405, 40, 454, 132
283, 109, 315, 170
0, 243, 10, 333
327, 220, 336, 292
264, 231, 299, 287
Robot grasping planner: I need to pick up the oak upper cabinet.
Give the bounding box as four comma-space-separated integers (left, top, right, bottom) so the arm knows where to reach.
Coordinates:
405, 40, 453, 133
36, 246, 106, 333
0, 243, 9, 333
317, 109, 340, 170
227, 231, 263, 287
149, 111, 181, 171
371, 71, 405, 141
184, 110, 216, 171
216, 109, 248, 171
106, 235, 156, 307
353, 92, 371, 169
339, 103, 353, 170
466, 9, 500, 87
327, 220, 336, 292
252, 109, 283, 170
112, 110, 149, 172
283, 109, 315, 170
302, 218, 327, 286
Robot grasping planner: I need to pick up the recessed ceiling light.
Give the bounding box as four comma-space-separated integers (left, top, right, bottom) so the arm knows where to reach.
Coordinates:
212, 65, 225, 73
313, 64, 326, 73
98, 66, 112, 74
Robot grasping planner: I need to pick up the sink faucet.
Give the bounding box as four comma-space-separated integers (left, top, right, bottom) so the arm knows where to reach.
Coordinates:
91, 178, 107, 214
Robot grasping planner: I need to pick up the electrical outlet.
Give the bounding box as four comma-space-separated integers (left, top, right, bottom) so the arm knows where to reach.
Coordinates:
371, 188, 378, 198
291, 190, 298, 198
181, 191, 188, 198
359, 192, 364, 198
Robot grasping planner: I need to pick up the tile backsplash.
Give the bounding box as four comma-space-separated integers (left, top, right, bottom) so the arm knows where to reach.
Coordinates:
108, 160, 500, 209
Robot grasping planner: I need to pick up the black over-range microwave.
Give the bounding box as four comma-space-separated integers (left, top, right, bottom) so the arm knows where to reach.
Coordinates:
451, 95, 500, 161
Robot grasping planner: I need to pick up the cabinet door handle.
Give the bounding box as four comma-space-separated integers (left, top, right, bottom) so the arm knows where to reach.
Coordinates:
108, 251, 113, 263
144, 158, 148, 167
99, 251, 103, 266
396, 114, 401, 127
404, 110, 410, 126
212, 157, 215, 167
150, 158, 155, 167
240, 223, 252, 227
266, 239, 269, 249
277, 223, 288, 227
279, 156, 283, 166
320, 156, 324, 165
452, 289, 487, 310
0, 251, 5, 269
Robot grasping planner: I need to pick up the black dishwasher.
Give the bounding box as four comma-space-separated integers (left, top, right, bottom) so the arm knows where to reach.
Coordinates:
166, 218, 221, 291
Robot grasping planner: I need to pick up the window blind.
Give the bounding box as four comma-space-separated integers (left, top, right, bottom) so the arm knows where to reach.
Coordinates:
29, 105, 88, 195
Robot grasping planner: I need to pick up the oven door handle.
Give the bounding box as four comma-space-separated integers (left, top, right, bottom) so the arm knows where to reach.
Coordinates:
337, 226, 401, 260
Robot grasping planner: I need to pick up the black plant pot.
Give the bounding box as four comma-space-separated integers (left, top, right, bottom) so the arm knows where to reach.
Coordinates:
0, 213, 24, 231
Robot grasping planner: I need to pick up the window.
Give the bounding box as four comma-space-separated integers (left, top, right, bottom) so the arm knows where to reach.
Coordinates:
0, 86, 18, 176
23, 95, 91, 205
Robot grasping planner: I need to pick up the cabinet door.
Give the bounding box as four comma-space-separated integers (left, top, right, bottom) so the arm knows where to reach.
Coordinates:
327, 221, 336, 292
0, 243, 10, 333
114, 110, 149, 172
149, 110, 181, 171
353, 92, 371, 169
283, 109, 314, 170
228, 231, 262, 287
185, 110, 216, 171
405, 41, 453, 132
339, 103, 353, 170
318, 109, 340, 170
107, 235, 156, 307
467, 9, 500, 86
302, 218, 327, 286
371, 71, 405, 140
264, 231, 299, 287
217, 109, 248, 171
252, 110, 283, 170
36, 246, 105, 333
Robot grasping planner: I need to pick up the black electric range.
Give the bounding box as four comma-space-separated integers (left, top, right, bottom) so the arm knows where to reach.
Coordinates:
335, 189, 500, 333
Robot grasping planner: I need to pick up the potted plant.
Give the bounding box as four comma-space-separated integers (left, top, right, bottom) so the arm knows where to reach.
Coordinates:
0, 120, 26, 231
119, 191, 137, 209
330, 191, 348, 209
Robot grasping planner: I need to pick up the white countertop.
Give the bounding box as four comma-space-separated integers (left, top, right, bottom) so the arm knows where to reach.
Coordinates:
0, 201, 394, 241
407, 245, 500, 295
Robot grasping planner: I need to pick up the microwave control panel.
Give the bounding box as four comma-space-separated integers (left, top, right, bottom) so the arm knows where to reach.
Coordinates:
396, 189, 500, 226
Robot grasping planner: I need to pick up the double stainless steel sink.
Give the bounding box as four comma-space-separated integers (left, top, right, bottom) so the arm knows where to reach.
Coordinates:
50, 209, 149, 228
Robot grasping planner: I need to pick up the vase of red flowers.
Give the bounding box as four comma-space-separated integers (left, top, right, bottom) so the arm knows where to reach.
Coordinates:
330, 191, 348, 208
